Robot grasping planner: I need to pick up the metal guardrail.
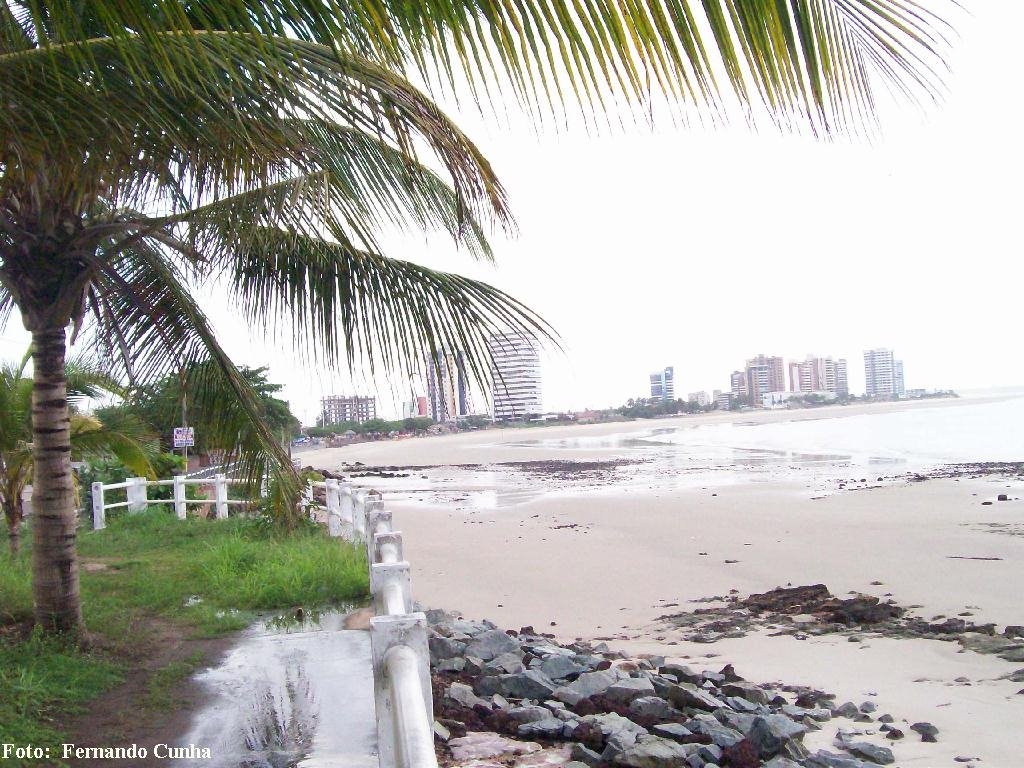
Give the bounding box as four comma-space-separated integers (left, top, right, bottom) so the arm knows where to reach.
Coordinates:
91, 474, 438, 768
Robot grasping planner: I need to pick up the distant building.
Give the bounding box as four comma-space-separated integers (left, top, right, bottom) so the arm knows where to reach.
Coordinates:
649, 366, 675, 401
789, 355, 849, 396
321, 394, 376, 425
730, 371, 747, 400
864, 348, 905, 398
744, 355, 785, 406
715, 391, 732, 410
488, 331, 542, 420
402, 396, 429, 419
426, 351, 471, 422
687, 391, 709, 407
764, 390, 837, 409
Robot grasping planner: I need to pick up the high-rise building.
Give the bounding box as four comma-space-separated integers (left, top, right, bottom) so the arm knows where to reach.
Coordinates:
402, 396, 429, 419
744, 355, 785, 405
488, 331, 542, 420
863, 348, 905, 398
321, 394, 376, 425
426, 351, 471, 422
789, 355, 849, 396
730, 370, 747, 400
649, 367, 675, 401
687, 391, 709, 407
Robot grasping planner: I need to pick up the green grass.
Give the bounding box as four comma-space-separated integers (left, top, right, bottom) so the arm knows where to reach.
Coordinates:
0, 511, 369, 765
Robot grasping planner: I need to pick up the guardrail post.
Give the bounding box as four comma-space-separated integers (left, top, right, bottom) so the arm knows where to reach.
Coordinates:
374, 531, 404, 564
215, 474, 228, 519
339, 482, 354, 530
173, 475, 186, 520
325, 478, 342, 537
353, 491, 367, 540
370, 560, 413, 615
369, 613, 435, 768
365, 502, 392, 562
92, 482, 105, 530
128, 476, 148, 513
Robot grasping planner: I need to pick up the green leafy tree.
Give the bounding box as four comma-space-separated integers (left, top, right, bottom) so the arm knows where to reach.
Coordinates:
0, 0, 952, 637
0, 358, 155, 555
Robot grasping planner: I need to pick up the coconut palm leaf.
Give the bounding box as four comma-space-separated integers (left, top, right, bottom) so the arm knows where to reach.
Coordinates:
6, 1, 953, 136
69, 413, 156, 478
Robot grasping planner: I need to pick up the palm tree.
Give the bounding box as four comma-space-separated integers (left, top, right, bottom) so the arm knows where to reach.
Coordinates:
0, 357, 154, 556
0, 1, 952, 634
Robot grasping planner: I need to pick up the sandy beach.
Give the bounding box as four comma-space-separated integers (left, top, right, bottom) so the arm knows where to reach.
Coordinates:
302, 397, 1024, 766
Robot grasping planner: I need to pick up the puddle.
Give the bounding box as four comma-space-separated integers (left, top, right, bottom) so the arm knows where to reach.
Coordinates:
172, 607, 376, 767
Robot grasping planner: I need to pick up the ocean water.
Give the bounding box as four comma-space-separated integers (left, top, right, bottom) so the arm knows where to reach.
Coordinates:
367, 396, 1024, 508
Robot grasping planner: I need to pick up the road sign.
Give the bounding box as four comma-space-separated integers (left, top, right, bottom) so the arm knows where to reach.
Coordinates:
173, 427, 195, 448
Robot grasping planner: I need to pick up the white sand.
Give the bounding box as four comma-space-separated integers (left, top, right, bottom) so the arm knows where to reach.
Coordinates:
302, 400, 1024, 766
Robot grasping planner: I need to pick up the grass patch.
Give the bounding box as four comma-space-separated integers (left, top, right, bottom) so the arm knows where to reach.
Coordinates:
0, 511, 369, 764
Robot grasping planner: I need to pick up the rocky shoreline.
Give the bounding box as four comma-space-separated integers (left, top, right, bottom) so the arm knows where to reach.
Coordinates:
424, 608, 970, 768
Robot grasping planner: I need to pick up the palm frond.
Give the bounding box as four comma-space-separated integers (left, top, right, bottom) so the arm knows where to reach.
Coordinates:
7, 1, 955, 135
69, 413, 156, 478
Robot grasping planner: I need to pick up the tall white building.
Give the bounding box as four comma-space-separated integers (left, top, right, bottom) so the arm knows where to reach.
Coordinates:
789, 355, 849, 396
425, 351, 471, 422
649, 367, 675, 401
488, 331, 542, 420
864, 348, 905, 398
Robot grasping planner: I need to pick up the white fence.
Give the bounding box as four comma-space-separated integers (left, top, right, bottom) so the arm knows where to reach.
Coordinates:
91, 474, 438, 768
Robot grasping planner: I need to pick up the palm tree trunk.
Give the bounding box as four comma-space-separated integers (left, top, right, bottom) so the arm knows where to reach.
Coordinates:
3, 497, 20, 555
30, 326, 82, 633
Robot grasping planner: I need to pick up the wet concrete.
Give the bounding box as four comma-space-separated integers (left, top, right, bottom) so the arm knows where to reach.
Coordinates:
172, 609, 376, 768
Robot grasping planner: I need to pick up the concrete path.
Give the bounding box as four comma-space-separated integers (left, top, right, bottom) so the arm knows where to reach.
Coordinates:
172, 611, 377, 767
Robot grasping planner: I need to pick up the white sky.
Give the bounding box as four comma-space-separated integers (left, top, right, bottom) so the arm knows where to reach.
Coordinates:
3, 3, 1021, 424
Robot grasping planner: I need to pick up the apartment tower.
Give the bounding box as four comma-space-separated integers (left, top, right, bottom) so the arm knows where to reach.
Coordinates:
863, 348, 905, 398
744, 355, 785, 405
650, 367, 675, 401
488, 331, 542, 420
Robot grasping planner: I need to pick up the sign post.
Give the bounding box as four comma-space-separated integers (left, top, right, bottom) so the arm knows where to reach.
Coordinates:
173, 426, 195, 471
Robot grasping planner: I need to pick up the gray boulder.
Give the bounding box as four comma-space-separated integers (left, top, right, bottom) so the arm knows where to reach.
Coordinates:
508, 705, 554, 724
724, 696, 761, 713
717, 711, 756, 734
841, 740, 895, 765
484, 652, 526, 675
685, 714, 742, 748
429, 635, 466, 663
555, 670, 621, 705
476, 670, 556, 700
581, 712, 649, 739
763, 758, 803, 768
612, 735, 698, 768
465, 629, 521, 661
518, 717, 566, 739
436, 657, 466, 673
910, 722, 939, 742
805, 749, 873, 768
696, 744, 723, 764
603, 730, 640, 762
540, 654, 585, 680
668, 683, 726, 712
630, 696, 684, 720
660, 664, 700, 683
720, 682, 769, 705
652, 723, 693, 742
606, 677, 657, 704
831, 702, 861, 719
446, 682, 488, 709
571, 744, 604, 767
747, 715, 807, 759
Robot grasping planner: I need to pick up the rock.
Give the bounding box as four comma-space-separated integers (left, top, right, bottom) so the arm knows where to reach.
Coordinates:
603, 730, 640, 762
540, 655, 585, 680
725, 696, 761, 713
831, 701, 861, 719
433, 721, 451, 742
841, 740, 895, 765
1004, 625, 1024, 638
477, 670, 557, 700
510, 705, 557, 724
668, 683, 726, 711
448, 731, 543, 760
910, 722, 939, 742
884, 728, 904, 740
999, 647, 1024, 662
519, 717, 568, 739
484, 651, 527, 675
686, 714, 743, 748
630, 696, 684, 720
763, 758, 802, 768
720, 682, 769, 705
606, 677, 657, 704
492, 694, 510, 710
696, 743, 723, 764
859, 701, 877, 713
877, 714, 893, 723
554, 670, 622, 705
436, 657, 466, 673
565, 762, 590, 768
805, 750, 873, 768
429, 635, 466, 662
998, 493, 1009, 501
464, 656, 486, 675
660, 664, 702, 684
746, 715, 806, 759
652, 723, 694, 742
571, 743, 604, 767
447, 682, 489, 709
465, 629, 522, 661
612, 735, 698, 768
581, 712, 648, 740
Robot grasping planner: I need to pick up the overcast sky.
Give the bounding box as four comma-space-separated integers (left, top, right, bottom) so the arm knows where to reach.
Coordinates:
2, 3, 1020, 424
